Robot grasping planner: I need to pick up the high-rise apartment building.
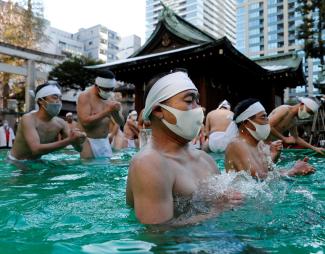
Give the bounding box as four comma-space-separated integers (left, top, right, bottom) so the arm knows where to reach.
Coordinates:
42, 27, 84, 57
73, 25, 121, 62
117, 35, 141, 59
236, 0, 301, 58
236, 0, 324, 97
146, 0, 236, 44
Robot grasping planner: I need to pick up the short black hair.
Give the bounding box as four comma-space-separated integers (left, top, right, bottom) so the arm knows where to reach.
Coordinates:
233, 98, 260, 126
95, 70, 115, 79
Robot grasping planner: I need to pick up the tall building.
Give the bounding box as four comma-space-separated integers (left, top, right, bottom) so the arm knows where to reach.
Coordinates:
236, 0, 301, 58
42, 26, 84, 57
145, 0, 236, 44
74, 25, 110, 62
117, 35, 141, 59
236, 0, 323, 97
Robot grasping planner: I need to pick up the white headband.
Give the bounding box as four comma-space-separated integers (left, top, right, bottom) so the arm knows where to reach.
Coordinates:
143, 72, 197, 120
298, 97, 319, 113
35, 84, 61, 102
95, 77, 116, 88
235, 102, 265, 123
217, 100, 231, 110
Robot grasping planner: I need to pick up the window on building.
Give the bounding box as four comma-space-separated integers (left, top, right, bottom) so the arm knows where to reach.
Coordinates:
89, 41, 93, 45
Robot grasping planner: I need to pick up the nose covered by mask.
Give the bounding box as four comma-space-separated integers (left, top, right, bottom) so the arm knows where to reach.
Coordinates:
42, 99, 62, 117
159, 104, 204, 141
298, 105, 311, 119
246, 119, 271, 141
98, 87, 115, 100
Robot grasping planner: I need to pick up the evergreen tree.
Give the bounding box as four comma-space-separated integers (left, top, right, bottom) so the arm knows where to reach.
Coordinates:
48, 56, 104, 91
297, 0, 324, 65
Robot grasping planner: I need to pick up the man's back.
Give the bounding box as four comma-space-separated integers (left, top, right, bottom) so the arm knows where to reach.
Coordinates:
269, 105, 295, 134
206, 109, 233, 134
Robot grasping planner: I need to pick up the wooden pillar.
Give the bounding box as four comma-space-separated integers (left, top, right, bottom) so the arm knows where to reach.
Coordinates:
134, 80, 145, 114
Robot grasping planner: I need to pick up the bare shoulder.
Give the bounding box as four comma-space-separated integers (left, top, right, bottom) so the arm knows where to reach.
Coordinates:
21, 111, 36, 125
226, 138, 247, 155
129, 148, 165, 177
195, 149, 219, 173
269, 105, 290, 117
77, 89, 91, 102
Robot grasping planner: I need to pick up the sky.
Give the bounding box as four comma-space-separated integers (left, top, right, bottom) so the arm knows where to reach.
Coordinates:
42, 0, 146, 43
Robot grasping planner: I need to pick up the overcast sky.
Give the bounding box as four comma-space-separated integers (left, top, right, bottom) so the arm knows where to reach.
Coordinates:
43, 0, 146, 43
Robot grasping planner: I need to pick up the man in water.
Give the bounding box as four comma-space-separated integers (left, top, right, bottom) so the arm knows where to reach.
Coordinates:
225, 98, 315, 179
126, 71, 242, 225
123, 110, 139, 148
65, 112, 78, 130
204, 100, 237, 152
9, 81, 86, 160
77, 72, 124, 159
269, 97, 324, 154
0, 120, 15, 148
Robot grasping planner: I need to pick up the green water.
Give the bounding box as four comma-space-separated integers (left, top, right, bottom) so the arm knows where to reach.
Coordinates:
0, 148, 324, 254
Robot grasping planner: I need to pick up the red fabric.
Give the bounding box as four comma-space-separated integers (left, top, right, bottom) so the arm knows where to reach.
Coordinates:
5, 128, 9, 145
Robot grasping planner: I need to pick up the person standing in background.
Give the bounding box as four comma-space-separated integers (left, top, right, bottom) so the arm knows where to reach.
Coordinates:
0, 120, 15, 148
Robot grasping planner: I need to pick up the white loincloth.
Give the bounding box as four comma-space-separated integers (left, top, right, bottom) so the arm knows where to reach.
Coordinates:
88, 137, 113, 158
127, 139, 136, 148
208, 122, 238, 152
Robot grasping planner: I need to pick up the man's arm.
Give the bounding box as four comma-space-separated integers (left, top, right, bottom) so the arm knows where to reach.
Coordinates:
60, 119, 85, 152
77, 93, 120, 127
127, 155, 174, 224
21, 116, 78, 156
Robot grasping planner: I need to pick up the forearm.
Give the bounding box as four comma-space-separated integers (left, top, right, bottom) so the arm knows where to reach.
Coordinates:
30, 138, 72, 156
271, 127, 286, 140
295, 137, 314, 150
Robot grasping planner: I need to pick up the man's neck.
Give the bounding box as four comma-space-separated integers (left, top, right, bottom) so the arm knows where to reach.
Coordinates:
289, 104, 299, 116
238, 127, 259, 146
151, 120, 189, 154
36, 109, 53, 121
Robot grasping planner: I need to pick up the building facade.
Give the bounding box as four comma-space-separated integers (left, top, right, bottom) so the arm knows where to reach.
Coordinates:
117, 35, 141, 59
236, 0, 323, 98
145, 0, 236, 44
74, 25, 110, 62
42, 26, 84, 57
236, 0, 301, 58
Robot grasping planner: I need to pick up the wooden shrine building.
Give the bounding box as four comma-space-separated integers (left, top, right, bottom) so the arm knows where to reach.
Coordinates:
87, 6, 306, 114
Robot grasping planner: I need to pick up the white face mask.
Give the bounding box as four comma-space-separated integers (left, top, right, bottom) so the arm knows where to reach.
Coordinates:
159, 104, 204, 141
298, 105, 311, 119
98, 88, 115, 100
246, 119, 271, 141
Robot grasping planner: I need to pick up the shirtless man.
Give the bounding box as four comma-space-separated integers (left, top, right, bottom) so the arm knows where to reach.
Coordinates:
77, 72, 123, 159
126, 71, 242, 225
269, 97, 324, 154
9, 81, 86, 160
65, 112, 78, 130
123, 110, 139, 148
205, 100, 237, 152
225, 98, 315, 179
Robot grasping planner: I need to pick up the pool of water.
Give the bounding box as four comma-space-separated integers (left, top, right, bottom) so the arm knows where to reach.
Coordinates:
0, 148, 324, 254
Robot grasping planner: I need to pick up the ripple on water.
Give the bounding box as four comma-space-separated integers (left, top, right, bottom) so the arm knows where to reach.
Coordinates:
50, 173, 88, 181
82, 239, 156, 254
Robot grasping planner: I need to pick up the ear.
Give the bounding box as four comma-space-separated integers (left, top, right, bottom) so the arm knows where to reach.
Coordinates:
151, 105, 164, 119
